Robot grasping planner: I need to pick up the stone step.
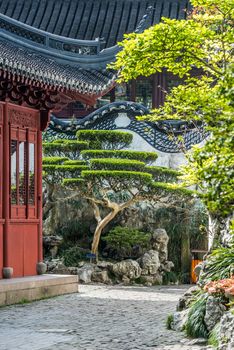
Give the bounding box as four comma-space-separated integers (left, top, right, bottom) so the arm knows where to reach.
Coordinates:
0, 274, 78, 306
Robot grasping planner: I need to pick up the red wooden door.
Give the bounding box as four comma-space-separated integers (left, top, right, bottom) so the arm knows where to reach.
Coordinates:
0, 104, 3, 278
2, 103, 41, 278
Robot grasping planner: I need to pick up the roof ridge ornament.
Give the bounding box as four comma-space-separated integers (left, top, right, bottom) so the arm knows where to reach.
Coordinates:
135, 6, 154, 34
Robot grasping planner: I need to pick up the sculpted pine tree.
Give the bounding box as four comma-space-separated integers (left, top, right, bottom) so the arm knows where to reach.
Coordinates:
43, 130, 191, 259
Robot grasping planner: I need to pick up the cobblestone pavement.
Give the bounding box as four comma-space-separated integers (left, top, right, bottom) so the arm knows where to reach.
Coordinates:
0, 284, 209, 350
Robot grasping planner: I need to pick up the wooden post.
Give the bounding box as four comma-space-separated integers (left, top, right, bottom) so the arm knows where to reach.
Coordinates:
181, 207, 191, 284
152, 72, 167, 108
2, 103, 10, 269
37, 111, 49, 262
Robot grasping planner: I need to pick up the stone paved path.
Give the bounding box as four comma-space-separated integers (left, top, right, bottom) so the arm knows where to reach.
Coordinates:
0, 284, 208, 350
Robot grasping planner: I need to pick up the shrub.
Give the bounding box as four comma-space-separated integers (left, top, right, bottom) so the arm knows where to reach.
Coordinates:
103, 226, 150, 259
166, 314, 174, 330
77, 129, 133, 149
90, 158, 146, 171
163, 271, 178, 285
81, 170, 152, 184
146, 166, 180, 183
208, 322, 220, 349
199, 244, 234, 285
185, 293, 209, 339
63, 160, 87, 166
43, 157, 68, 165
63, 246, 89, 267
43, 140, 89, 158
81, 150, 157, 163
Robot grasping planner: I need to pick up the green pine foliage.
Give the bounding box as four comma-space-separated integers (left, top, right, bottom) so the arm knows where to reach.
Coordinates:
90, 158, 146, 171
81, 170, 153, 183
43, 157, 68, 165
146, 166, 180, 183
77, 129, 133, 150
81, 150, 158, 163
63, 160, 87, 166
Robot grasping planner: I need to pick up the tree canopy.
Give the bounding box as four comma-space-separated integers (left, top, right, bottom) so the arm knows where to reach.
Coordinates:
112, 0, 234, 230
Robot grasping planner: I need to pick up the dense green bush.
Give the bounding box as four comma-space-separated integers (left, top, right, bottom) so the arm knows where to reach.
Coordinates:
199, 243, 234, 285
43, 157, 68, 165
90, 158, 146, 171
185, 293, 209, 339
208, 322, 220, 348
103, 226, 150, 259
146, 166, 180, 183
63, 160, 87, 166
81, 150, 157, 163
63, 246, 89, 267
43, 140, 89, 158
81, 170, 153, 183
77, 129, 133, 150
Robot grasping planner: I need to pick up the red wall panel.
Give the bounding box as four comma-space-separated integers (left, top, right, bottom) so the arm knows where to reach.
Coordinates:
7, 223, 38, 277
0, 224, 3, 278
24, 224, 38, 276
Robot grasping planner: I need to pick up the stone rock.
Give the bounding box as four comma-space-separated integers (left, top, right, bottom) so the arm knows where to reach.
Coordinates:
218, 311, 234, 350
68, 267, 79, 275
96, 261, 114, 270
37, 262, 47, 275
92, 270, 112, 284
52, 262, 70, 275
77, 263, 95, 284
150, 228, 169, 262
46, 258, 62, 272
177, 286, 200, 311
187, 338, 207, 346
171, 309, 189, 332
138, 250, 160, 275
2, 267, 13, 279
140, 274, 163, 286
43, 235, 63, 258
204, 296, 226, 332
111, 260, 142, 281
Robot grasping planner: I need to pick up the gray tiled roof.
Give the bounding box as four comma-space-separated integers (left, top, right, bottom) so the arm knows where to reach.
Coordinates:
0, 38, 116, 94
0, 0, 191, 48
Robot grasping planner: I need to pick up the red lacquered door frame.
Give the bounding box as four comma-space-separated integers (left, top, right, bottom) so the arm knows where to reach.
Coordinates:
0, 104, 3, 278
1, 102, 44, 278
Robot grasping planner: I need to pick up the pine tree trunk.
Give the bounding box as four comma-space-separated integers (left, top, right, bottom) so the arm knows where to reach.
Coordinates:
91, 209, 119, 259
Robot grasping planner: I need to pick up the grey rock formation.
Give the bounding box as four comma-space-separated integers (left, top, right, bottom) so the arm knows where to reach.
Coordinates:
77, 264, 95, 284
43, 235, 63, 258
204, 296, 226, 332
92, 270, 112, 284
150, 228, 169, 262
218, 311, 234, 350
177, 286, 200, 311
138, 250, 160, 275
111, 260, 142, 281
171, 309, 189, 332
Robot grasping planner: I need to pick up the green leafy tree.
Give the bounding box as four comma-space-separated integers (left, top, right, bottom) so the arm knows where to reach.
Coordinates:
43, 130, 191, 259
112, 0, 234, 241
